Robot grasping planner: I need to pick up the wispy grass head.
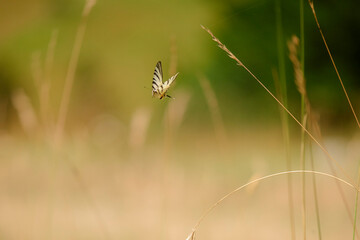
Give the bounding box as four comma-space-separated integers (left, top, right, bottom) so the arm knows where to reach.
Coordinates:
287, 35, 306, 97
200, 25, 244, 68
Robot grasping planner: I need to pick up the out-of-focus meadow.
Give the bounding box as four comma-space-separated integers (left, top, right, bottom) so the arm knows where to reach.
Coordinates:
1, 0, 360, 239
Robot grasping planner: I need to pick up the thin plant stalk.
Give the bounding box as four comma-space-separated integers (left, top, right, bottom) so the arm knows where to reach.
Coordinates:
186, 170, 359, 239
41, 30, 58, 136
200, 25, 354, 186
198, 74, 227, 147
299, 0, 307, 236
54, 0, 96, 147
299, 0, 305, 109
300, 114, 307, 240
275, 1, 295, 238
299, 0, 305, 130
308, 0, 360, 129
354, 165, 360, 240
309, 142, 322, 240
275, 0, 288, 104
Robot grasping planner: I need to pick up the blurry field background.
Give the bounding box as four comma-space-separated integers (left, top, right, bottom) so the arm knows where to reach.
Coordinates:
1, 0, 360, 239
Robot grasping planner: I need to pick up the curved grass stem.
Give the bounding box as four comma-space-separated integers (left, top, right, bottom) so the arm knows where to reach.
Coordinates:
189, 170, 359, 236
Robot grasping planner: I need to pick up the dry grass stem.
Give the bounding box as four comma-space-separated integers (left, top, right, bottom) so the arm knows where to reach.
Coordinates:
201, 25, 244, 68
309, 142, 322, 240
308, 0, 360, 129
163, 91, 190, 157
186, 231, 196, 240
201, 25, 354, 185
300, 114, 307, 240
83, 0, 97, 16
198, 74, 227, 146
54, 0, 97, 147
165, 91, 191, 133
129, 108, 151, 150
40, 30, 58, 135
12, 89, 38, 135
189, 170, 359, 238
353, 166, 360, 240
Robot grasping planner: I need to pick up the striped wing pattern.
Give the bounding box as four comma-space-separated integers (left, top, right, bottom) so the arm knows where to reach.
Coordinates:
152, 61, 179, 99
152, 61, 163, 95
163, 72, 179, 91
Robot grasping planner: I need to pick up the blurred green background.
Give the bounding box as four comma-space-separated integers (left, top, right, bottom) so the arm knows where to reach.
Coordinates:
1, 0, 360, 239
1, 0, 360, 132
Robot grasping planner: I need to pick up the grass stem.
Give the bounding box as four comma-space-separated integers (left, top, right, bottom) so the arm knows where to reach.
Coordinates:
308, 1, 360, 129
191, 170, 359, 235
275, 1, 296, 238
300, 114, 307, 240
353, 165, 360, 240
309, 142, 322, 240
54, 0, 96, 147
299, 0, 306, 237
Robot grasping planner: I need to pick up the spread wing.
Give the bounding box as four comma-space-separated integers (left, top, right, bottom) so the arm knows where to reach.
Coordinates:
162, 72, 179, 91
152, 61, 163, 94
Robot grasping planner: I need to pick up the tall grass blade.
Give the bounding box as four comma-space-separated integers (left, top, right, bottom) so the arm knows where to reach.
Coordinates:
41, 30, 58, 136
54, 0, 96, 147
198, 74, 227, 147
354, 165, 360, 240
300, 0, 306, 235
300, 114, 307, 240
307, 1, 360, 129
309, 142, 322, 240
275, 1, 296, 238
